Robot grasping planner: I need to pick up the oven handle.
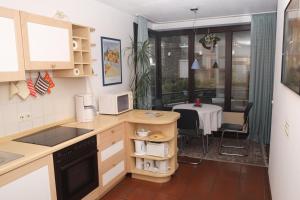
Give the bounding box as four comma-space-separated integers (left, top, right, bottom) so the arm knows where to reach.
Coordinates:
60, 149, 98, 171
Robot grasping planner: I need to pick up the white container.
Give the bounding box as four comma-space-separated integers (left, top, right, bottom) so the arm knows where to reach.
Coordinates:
136, 129, 151, 137
144, 159, 155, 172
135, 158, 144, 170
134, 140, 146, 155
146, 142, 169, 157
155, 160, 169, 173
75, 94, 95, 122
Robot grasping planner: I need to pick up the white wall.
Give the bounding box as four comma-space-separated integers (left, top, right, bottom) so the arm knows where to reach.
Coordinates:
0, 0, 134, 137
269, 0, 300, 200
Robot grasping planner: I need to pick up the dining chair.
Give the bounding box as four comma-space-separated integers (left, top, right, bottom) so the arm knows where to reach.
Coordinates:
218, 102, 253, 157
198, 97, 212, 104
174, 109, 206, 164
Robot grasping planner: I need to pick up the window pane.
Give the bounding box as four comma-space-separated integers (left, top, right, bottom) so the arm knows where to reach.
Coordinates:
161, 35, 189, 106
149, 37, 156, 106
194, 33, 226, 107
231, 31, 251, 111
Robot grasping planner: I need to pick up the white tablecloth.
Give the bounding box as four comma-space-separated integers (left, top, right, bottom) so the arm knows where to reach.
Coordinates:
173, 103, 223, 135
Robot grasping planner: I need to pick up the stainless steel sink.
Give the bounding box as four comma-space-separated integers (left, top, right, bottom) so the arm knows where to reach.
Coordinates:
0, 151, 23, 166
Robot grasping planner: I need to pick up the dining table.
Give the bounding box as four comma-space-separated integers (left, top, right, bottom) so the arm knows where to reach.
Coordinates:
173, 103, 223, 135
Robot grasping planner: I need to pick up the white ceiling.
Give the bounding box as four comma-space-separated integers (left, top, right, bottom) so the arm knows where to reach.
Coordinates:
97, 0, 277, 23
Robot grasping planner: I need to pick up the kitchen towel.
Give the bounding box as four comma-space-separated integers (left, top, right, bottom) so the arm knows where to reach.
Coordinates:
16, 81, 30, 100
27, 78, 37, 97
44, 72, 55, 93
9, 82, 18, 99
34, 72, 49, 95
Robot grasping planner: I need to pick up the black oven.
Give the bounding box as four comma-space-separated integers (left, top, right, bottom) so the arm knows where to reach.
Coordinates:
53, 136, 99, 200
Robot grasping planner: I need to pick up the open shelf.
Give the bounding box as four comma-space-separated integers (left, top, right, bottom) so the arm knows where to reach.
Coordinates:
130, 152, 175, 160
126, 122, 178, 183
129, 134, 174, 142
72, 36, 88, 40
54, 23, 94, 78
130, 168, 175, 178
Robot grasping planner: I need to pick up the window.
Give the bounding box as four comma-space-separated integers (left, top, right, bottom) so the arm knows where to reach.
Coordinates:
149, 37, 157, 105
194, 33, 226, 107
161, 35, 189, 105
146, 24, 251, 111
231, 31, 251, 111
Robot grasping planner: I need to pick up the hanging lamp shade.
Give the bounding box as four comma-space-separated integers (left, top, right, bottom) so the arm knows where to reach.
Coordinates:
191, 59, 200, 70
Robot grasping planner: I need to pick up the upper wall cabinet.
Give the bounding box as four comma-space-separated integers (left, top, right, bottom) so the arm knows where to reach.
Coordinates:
20, 12, 74, 70
0, 7, 25, 82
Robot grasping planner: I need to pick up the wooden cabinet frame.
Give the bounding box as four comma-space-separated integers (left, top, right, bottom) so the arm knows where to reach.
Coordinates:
0, 7, 25, 82
20, 11, 74, 70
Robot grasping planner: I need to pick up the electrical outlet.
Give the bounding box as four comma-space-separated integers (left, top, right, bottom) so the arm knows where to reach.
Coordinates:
284, 121, 289, 136
18, 112, 31, 121
25, 112, 31, 120
18, 113, 25, 121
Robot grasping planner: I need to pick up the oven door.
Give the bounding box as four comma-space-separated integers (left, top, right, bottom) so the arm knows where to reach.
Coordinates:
54, 150, 99, 200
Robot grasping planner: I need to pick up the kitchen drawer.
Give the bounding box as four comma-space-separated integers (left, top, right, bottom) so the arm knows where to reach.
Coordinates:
102, 160, 125, 187
100, 140, 124, 161
101, 149, 125, 174
97, 124, 124, 146
98, 130, 124, 151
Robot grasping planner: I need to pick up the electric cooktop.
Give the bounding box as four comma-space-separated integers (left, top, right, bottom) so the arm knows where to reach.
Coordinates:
14, 126, 93, 147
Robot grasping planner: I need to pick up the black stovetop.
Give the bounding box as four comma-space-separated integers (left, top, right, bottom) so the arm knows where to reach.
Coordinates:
14, 126, 93, 147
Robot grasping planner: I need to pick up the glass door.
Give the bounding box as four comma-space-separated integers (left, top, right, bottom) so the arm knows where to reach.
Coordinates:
194, 33, 226, 107
231, 31, 251, 111
161, 35, 189, 107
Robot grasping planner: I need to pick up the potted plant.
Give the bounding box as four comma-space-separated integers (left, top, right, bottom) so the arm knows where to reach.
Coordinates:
126, 38, 152, 109
199, 33, 220, 50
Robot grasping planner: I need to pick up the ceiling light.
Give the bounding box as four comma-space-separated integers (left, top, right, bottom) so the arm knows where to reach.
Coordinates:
190, 7, 201, 70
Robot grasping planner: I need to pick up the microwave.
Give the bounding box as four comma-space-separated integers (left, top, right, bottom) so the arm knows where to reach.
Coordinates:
99, 91, 133, 115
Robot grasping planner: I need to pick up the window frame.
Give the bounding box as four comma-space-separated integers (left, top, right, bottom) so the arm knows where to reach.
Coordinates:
135, 23, 251, 111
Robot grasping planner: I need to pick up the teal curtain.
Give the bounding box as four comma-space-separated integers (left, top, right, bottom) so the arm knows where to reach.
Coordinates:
249, 13, 277, 144
136, 16, 151, 109
137, 16, 148, 43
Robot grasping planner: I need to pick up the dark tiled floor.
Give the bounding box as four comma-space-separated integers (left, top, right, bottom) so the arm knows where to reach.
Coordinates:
102, 160, 271, 200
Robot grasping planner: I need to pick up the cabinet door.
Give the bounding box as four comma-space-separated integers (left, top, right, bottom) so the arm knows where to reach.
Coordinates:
21, 12, 74, 70
0, 7, 25, 82
0, 155, 57, 200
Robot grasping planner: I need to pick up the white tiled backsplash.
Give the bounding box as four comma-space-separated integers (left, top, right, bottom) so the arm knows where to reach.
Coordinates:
0, 76, 86, 137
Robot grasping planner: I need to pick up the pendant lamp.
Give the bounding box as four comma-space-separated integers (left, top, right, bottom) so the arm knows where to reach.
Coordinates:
190, 8, 201, 70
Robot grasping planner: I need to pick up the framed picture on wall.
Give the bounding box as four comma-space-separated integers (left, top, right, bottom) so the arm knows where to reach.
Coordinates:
101, 37, 122, 86
281, 0, 300, 95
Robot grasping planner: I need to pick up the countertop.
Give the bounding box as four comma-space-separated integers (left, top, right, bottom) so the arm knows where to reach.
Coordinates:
0, 110, 180, 176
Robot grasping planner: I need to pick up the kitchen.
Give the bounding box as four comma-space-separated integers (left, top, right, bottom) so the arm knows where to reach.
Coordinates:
0, 0, 179, 199
0, 0, 290, 200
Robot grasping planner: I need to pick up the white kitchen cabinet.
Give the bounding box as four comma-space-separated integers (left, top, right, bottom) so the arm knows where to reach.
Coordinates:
0, 7, 25, 82
0, 155, 57, 200
21, 11, 74, 70
97, 124, 127, 189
